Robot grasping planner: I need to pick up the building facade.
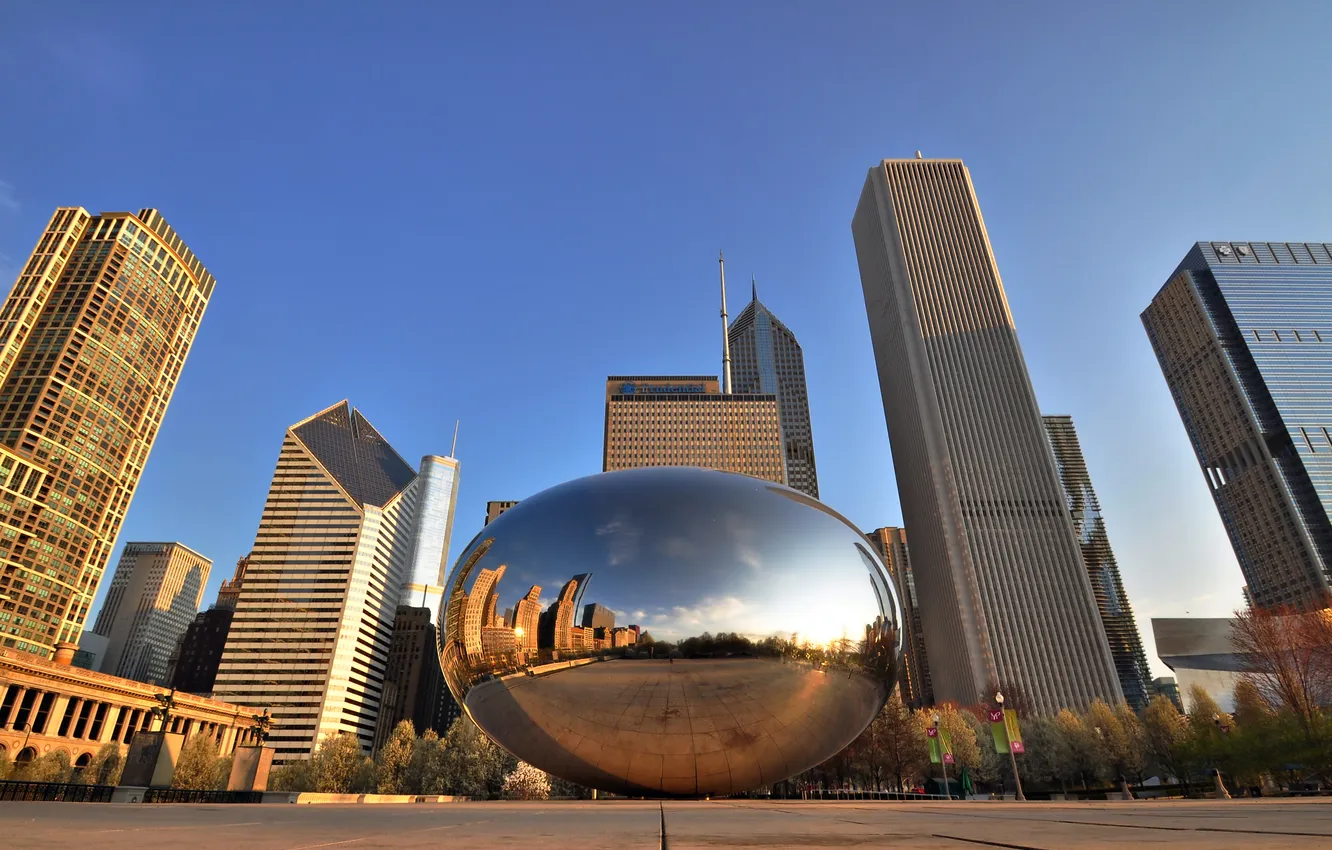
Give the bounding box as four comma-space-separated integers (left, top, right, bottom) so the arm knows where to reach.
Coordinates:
852, 158, 1123, 712
485, 501, 519, 526
0, 646, 261, 770
865, 527, 933, 709
216, 555, 249, 610
372, 604, 458, 752
603, 376, 785, 484
0, 208, 213, 658
166, 606, 233, 696
1142, 242, 1332, 610
729, 285, 819, 498
1151, 617, 1244, 713
213, 401, 435, 763
1043, 415, 1153, 709
582, 602, 615, 631
400, 455, 459, 621
90, 542, 211, 686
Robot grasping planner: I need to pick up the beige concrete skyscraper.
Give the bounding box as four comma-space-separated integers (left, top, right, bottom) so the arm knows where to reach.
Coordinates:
852, 158, 1122, 713
0, 208, 213, 659
91, 542, 210, 685
213, 401, 449, 762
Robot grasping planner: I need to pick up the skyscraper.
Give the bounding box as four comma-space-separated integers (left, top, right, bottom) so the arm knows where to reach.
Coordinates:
865, 527, 933, 709
399, 455, 459, 621
1142, 242, 1332, 610
216, 554, 250, 610
167, 606, 234, 696
166, 554, 250, 696
372, 604, 459, 752
0, 208, 213, 658
462, 564, 507, 660
729, 284, 819, 498
213, 401, 448, 762
1043, 415, 1153, 710
603, 376, 785, 484
851, 157, 1122, 712
91, 542, 211, 685
485, 500, 519, 526
512, 585, 542, 654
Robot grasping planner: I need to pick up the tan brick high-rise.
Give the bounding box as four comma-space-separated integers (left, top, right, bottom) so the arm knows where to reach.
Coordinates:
602, 376, 785, 484
0, 208, 213, 659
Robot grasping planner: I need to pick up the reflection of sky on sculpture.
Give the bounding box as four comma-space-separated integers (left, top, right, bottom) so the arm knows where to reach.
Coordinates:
446, 467, 894, 647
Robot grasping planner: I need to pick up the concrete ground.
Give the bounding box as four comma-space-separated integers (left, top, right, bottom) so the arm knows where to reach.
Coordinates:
2, 798, 1331, 849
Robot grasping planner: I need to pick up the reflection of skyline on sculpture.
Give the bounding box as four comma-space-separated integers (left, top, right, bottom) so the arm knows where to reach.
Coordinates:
437, 467, 901, 797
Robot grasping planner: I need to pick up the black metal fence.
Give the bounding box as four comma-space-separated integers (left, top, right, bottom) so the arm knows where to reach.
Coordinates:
142, 788, 264, 804
0, 780, 115, 802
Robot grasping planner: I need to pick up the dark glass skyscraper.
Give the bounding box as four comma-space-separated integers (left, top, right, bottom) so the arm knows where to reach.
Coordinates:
728, 285, 819, 498
1043, 415, 1152, 710
1143, 242, 1332, 610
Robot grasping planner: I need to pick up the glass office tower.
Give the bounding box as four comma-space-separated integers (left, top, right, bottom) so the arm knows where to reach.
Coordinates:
1043, 415, 1153, 709
728, 285, 819, 498
1143, 242, 1332, 610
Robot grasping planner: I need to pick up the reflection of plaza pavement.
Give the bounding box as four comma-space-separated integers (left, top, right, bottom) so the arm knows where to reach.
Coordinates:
467, 657, 885, 797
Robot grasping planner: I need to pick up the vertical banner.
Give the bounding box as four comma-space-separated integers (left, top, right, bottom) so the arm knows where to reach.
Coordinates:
990, 708, 1024, 754
928, 724, 955, 764
1004, 709, 1024, 754
927, 725, 941, 764
988, 708, 1009, 754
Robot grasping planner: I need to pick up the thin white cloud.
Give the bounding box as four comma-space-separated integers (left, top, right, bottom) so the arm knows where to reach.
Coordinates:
0, 181, 17, 214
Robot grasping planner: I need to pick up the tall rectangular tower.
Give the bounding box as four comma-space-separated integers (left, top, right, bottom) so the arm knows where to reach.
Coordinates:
729, 286, 820, 498
0, 208, 212, 658
91, 541, 211, 685
1142, 242, 1332, 610
399, 455, 459, 622
852, 158, 1122, 712
865, 527, 933, 709
213, 401, 424, 762
1042, 415, 1153, 709
603, 376, 786, 484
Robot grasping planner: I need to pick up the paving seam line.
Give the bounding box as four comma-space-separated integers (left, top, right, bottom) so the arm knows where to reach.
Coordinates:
931, 833, 1047, 850
660, 802, 668, 850
1197, 827, 1332, 837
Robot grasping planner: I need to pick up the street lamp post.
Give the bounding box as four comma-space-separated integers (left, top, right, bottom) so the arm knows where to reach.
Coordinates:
932, 712, 951, 800
995, 692, 1025, 802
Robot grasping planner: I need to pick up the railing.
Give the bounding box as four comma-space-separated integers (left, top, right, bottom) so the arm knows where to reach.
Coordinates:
0, 780, 115, 802
762, 789, 955, 801
142, 788, 264, 804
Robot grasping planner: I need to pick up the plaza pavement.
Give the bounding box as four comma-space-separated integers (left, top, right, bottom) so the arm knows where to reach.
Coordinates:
2, 798, 1331, 849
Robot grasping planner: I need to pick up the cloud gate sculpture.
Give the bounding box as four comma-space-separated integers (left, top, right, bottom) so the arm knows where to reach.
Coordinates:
439, 467, 901, 797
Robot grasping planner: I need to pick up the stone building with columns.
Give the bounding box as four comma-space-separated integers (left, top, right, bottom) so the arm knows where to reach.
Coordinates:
0, 645, 263, 771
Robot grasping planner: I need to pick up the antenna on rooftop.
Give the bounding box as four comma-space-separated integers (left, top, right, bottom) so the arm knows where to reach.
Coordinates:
719, 251, 732, 394
450, 420, 459, 458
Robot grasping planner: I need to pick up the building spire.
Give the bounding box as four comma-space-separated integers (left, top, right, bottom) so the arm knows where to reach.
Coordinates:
450, 419, 459, 458
719, 251, 732, 394
751, 275, 757, 303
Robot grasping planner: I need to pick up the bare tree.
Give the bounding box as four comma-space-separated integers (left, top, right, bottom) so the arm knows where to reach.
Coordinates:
856, 691, 927, 791
1231, 600, 1332, 737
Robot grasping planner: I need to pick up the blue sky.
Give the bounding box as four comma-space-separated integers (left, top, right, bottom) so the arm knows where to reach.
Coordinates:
1, 2, 1330, 676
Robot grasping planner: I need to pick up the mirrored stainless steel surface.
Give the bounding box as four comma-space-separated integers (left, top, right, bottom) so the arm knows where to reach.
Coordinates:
440, 467, 901, 797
